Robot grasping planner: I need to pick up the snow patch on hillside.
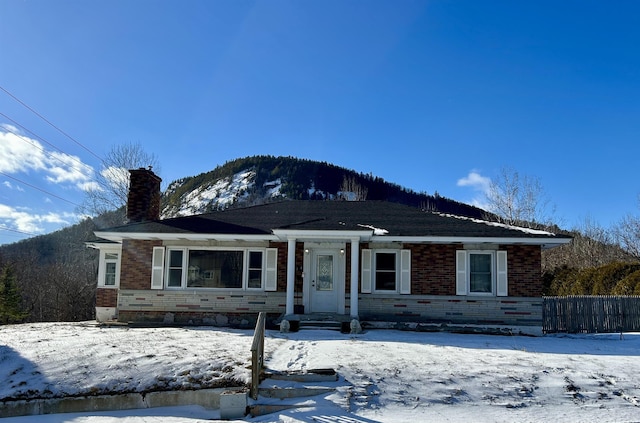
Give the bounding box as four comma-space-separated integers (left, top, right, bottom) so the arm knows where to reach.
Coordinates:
264, 178, 283, 197
166, 170, 257, 217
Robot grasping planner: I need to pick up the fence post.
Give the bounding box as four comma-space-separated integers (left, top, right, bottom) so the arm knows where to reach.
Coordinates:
250, 312, 266, 400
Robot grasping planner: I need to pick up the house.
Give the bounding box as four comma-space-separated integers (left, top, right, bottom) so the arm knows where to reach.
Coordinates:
91, 168, 571, 328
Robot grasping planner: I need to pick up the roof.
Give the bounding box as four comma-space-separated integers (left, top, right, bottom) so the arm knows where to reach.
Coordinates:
94, 201, 572, 247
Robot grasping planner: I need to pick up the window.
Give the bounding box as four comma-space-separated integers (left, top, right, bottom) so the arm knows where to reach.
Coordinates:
187, 250, 243, 288
247, 251, 264, 289
98, 250, 120, 288
164, 248, 270, 290
469, 253, 492, 293
361, 249, 411, 294
103, 253, 118, 286
456, 250, 508, 296
375, 252, 397, 291
167, 249, 184, 287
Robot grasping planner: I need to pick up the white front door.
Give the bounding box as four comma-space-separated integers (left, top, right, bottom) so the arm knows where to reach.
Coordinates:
309, 250, 340, 313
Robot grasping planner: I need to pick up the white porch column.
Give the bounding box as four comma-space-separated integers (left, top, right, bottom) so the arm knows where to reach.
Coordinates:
286, 238, 296, 315
350, 238, 360, 318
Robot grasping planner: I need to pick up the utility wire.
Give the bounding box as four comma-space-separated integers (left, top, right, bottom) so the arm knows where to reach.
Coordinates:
0, 112, 96, 180
0, 171, 81, 207
0, 224, 36, 237
0, 85, 103, 162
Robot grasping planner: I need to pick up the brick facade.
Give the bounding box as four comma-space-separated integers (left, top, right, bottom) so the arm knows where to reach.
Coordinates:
96, 288, 118, 307
405, 243, 541, 297
109, 239, 543, 325
127, 168, 161, 222
408, 243, 458, 295
119, 239, 162, 290
503, 244, 542, 297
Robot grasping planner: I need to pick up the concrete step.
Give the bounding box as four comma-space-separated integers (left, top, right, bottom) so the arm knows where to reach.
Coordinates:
298, 320, 345, 331
265, 368, 338, 383
258, 386, 335, 399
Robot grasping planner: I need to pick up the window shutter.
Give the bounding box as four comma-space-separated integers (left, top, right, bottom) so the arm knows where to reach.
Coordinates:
456, 250, 467, 295
151, 246, 165, 290
361, 249, 372, 294
264, 248, 278, 291
496, 250, 508, 297
399, 249, 411, 294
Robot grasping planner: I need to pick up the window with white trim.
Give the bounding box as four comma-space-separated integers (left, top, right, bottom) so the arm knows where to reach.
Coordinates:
98, 250, 121, 288
456, 250, 508, 296
469, 252, 493, 293
164, 248, 269, 290
361, 249, 411, 294
374, 251, 397, 291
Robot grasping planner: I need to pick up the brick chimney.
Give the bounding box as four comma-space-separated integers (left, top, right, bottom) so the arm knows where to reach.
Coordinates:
127, 168, 162, 222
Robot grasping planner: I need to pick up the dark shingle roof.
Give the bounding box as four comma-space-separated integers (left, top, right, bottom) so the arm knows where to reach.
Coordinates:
97, 201, 570, 241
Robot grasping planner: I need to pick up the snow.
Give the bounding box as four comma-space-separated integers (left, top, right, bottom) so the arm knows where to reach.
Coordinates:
264, 179, 283, 198
1, 322, 640, 422
357, 224, 389, 236
435, 213, 559, 236
170, 170, 257, 217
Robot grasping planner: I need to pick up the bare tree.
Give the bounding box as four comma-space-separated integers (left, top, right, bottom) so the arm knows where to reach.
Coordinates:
484, 167, 554, 229
338, 175, 368, 201
80, 142, 160, 217
543, 216, 630, 273
614, 205, 640, 260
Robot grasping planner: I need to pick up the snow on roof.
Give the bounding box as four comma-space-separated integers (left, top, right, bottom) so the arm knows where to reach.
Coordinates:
357, 223, 389, 235
436, 213, 558, 236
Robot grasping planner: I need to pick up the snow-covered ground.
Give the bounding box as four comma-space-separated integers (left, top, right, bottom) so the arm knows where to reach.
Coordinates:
1, 322, 639, 422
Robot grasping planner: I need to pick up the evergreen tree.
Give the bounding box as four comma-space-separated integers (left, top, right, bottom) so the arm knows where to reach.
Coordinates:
0, 264, 27, 324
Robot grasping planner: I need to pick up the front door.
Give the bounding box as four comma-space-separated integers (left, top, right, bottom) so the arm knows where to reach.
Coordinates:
309, 250, 339, 313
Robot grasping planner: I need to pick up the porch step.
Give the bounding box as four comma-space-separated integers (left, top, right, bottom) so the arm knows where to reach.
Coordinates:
249, 369, 340, 418
298, 320, 344, 331
265, 368, 338, 383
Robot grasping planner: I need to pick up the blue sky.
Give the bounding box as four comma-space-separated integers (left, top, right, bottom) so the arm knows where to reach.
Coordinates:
1, 0, 639, 245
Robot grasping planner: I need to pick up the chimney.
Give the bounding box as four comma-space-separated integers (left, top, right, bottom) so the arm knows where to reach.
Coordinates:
127, 168, 162, 222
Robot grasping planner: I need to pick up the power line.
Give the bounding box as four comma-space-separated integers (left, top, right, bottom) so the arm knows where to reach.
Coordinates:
0, 85, 103, 162
0, 224, 36, 237
0, 171, 81, 207
0, 113, 96, 180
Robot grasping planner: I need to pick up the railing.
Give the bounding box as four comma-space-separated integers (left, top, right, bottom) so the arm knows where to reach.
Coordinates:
543, 296, 640, 334
250, 312, 266, 400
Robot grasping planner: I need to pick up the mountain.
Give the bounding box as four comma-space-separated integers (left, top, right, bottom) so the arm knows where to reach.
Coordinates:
160, 155, 486, 219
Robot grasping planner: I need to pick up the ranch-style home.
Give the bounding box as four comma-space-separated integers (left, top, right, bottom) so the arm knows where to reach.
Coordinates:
91, 169, 571, 328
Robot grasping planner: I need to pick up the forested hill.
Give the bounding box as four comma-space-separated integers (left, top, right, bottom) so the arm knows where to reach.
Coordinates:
161, 155, 486, 218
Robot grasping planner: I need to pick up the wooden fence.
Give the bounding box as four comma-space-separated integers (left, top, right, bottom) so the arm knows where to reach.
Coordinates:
542, 296, 640, 334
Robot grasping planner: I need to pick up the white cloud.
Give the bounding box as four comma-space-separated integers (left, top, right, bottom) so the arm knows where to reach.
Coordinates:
457, 170, 491, 211
2, 181, 25, 192
0, 126, 95, 190
0, 203, 75, 234
457, 171, 491, 193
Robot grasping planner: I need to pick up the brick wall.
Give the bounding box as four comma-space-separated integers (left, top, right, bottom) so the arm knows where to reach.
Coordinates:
502, 244, 542, 297
408, 244, 458, 295
405, 243, 542, 298
359, 295, 542, 326
119, 239, 162, 290
127, 168, 161, 222
96, 288, 117, 307
117, 289, 286, 326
